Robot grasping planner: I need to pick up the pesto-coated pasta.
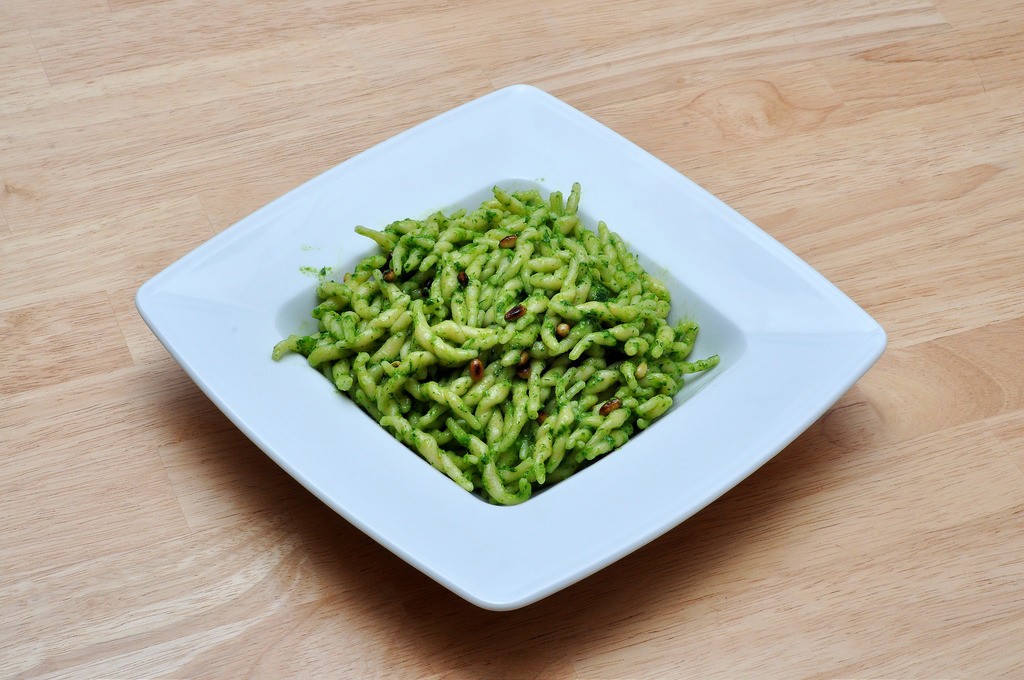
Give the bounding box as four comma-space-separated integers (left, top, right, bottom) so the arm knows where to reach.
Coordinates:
274, 184, 719, 504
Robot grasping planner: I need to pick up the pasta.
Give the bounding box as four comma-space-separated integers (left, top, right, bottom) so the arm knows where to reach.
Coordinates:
273, 184, 719, 504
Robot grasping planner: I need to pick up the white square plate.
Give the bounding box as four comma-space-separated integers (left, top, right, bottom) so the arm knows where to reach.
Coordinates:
137, 85, 885, 610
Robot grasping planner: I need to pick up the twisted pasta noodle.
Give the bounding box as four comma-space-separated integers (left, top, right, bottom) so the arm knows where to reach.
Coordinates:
274, 184, 719, 505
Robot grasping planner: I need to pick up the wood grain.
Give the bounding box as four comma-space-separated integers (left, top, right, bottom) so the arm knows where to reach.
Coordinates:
2, 0, 1022, 677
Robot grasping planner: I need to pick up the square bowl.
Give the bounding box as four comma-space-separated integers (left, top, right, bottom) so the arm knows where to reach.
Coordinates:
136, 84, 886, 610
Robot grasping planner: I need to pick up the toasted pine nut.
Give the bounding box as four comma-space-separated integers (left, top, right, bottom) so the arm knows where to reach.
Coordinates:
599, 398, 622, 416
504, 304, 526, 322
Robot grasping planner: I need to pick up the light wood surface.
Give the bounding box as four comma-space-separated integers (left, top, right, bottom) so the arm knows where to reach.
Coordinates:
2, 1, 1022, 677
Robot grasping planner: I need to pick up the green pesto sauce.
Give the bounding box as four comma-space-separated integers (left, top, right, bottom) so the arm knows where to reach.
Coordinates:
299, 265, 332, 280
591, 282, 612, 302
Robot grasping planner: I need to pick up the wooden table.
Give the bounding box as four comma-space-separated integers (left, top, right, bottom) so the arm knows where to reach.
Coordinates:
3, 1, 1022, 676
